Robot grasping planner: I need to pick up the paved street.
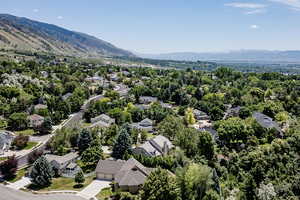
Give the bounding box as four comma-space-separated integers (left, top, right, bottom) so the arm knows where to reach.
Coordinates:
7, 177, 31, 190
0, 185, 85, 200
77, 179, 111, 199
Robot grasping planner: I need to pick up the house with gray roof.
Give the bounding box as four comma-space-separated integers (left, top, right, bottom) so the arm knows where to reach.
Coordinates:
34, 104, 48, 111
252, 112, 283, 136
62, 93, 72, 101
96, 158, 154, 193
133, 135, 174, 157
139, 96, 158, 104
44, 152, 80, 176
90, 114, 115, 128
193, 109, 210, 120
0, 131, 15, 155
130, 118, 154, 132
223, 106, 241, 119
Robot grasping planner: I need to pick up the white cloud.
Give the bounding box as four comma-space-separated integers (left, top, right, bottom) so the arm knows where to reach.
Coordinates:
225, 2, 267, 14
57, 16, 63, 19
268, 0, 300, 10
225, 3, 267, 9
245, 9, 267, 14
250, 25, 259, 29
33, 9, 39, 13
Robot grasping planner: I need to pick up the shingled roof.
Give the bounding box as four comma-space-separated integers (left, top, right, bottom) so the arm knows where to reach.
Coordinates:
96, 158, 154, 187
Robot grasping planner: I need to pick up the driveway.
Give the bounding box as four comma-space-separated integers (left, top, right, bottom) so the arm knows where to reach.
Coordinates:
77, 179, 111, 199
7, 177, 31, 190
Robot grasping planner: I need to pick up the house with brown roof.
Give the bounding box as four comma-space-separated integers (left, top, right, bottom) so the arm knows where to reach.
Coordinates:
96, 158, 154, 193
27, 114, 44, 128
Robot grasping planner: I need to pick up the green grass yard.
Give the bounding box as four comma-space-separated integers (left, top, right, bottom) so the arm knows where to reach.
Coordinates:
15, 129, 35, 136
23, 142, 38, 150
27, 175, 95, 191
96, 187, 113, 200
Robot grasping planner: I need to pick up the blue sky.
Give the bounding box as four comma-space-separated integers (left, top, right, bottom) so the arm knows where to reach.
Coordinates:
1, 0, 300, 53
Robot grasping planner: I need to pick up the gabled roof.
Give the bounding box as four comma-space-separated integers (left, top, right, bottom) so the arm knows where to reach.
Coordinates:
28, 114, 44, 121
96, 159, 126, 174
252, 112, 282, 133
150, 135, 174, 152
96, 158, 154, 187
139, 118, 153, 127
45, 152, 79, 169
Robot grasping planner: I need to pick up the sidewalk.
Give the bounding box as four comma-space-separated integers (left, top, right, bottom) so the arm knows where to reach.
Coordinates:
6, 177, 31, 190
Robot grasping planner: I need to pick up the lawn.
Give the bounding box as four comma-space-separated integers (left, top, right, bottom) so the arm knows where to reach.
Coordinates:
23, 142, 38, 150
8, 168, 27, 183
0, 157, 8, 161
15, 129, 35, 136
28, 175, 95, 191
96, 187, 113, 200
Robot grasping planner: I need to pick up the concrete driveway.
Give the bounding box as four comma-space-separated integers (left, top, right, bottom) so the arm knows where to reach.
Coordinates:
7, 177, 31, 190
77, 179, 111, 199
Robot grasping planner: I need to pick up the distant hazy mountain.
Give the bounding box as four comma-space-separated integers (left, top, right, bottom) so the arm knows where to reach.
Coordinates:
0, 14, 134, 57
139, 50, 300, 63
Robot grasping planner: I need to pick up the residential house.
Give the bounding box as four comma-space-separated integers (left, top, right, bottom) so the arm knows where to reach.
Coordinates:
0, 131, 15, 155
130, 118, 154, 132
96, 158, 154, 193
134, 104, 151, 111
133, 135, 174, 157
223, 106, 241, 119
27, 114, 44, 128
44, 152, 80, 176
193, 109, 210, 120
34, 104, 48, 111
252, 112, 283, 136
90, 114, 115, 128
62, 93, 72, 101
160, 102, 173, 109
139, 96, 158, 104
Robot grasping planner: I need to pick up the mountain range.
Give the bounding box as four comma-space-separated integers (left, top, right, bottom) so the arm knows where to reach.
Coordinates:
0, 14, 134, 57
139, 50, 300, 63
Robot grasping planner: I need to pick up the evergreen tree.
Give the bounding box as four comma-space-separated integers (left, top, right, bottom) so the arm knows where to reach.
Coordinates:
75, 170, 85, 186
112, 126, 132, 159
81, 135, 103, 168
77, 129, 92, 153
30, 156, 54, 187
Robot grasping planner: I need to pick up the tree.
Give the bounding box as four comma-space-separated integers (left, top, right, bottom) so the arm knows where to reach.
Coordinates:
77, 129, 92, 153
36, 117, 52, 135
209, 106, 224, 121
8, 112, 28, 130
176, 164, 213, 200
198, 131, 215, 160
257, 183, 277, 200
81, 135, 104, 168
0, 155, 18, 179
158, 115, 185, 140
75, 170, 85, 186
215, 117, 253, 149
12, 135, 29, 150
184, 108, 196, 125
112, 126, 132, 159
140, 168, 181, 200
28, 149, 43, 164
30, 156, 54, 187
